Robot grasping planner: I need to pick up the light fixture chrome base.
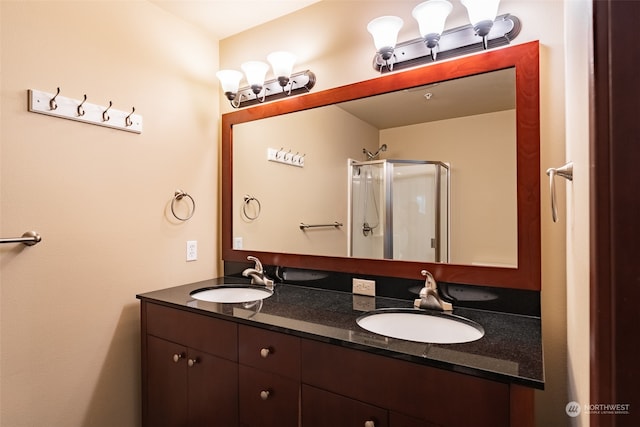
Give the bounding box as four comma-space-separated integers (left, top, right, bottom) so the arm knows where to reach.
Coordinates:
372, 14, 521, 73
230, 70, 316, 108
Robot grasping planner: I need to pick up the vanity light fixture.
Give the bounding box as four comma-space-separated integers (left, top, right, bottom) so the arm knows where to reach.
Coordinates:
217, 51, 316, 108
368, 0, 520, 72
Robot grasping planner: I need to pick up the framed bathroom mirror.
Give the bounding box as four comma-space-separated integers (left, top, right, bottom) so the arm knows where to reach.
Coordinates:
222, 41, 540, 290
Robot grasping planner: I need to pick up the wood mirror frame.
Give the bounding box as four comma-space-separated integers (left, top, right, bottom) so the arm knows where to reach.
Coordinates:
222, 41, 540, 291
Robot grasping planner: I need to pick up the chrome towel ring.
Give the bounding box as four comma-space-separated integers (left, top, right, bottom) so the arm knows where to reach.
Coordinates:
171, 189, 195, 221
242, 195, 261, 221
546, 161, 573, 222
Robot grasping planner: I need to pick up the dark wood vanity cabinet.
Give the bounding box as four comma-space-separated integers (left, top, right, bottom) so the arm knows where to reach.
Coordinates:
142, 302, 239, 427
141, 302, 534, 427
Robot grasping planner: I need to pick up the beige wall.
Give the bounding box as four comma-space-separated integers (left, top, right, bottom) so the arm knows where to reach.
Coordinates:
221, 1, 569, 426
232, 105, 375, 256
1, 1, 219, 426
384, 110, 517, 266
565, 0, 591, 425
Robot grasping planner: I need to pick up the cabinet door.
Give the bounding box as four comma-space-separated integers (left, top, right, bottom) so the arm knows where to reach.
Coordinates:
302, 384, 388, 427
239, 365, 299, 427
188, 350, 239, 427
147, 335, 189, 427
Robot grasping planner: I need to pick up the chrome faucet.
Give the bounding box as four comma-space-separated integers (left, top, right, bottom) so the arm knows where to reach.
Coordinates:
413, 270, 452, 312
242, 256, 274, 290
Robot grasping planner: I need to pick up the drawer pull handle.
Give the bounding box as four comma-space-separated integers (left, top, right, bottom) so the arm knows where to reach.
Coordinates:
260, 347, 272, 358
364, 421, 375, 427
172, 353, 184, 363
187, 358, 199, 367
260, 390, 270, 400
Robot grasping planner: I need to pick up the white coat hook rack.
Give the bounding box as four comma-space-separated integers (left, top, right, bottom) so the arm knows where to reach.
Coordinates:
546, 161, 573, 223
28, 88, 142, 133
267, 147, 305, 167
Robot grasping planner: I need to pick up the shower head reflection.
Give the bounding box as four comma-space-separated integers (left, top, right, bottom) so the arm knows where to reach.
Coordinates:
363, 144, 388, 160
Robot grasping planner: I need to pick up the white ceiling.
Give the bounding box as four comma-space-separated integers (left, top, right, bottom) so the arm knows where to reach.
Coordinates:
149, 0, 321, 39
336, 68, 516, 129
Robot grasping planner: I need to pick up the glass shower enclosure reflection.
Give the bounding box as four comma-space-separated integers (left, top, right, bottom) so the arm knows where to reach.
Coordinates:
348, 160, 450, 262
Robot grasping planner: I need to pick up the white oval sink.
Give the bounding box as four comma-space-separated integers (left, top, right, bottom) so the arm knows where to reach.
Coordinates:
190, 285, 273, 303
356, 309, 484, 344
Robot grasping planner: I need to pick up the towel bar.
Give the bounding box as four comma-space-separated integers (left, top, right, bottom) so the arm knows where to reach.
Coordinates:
0, 231, 42, 246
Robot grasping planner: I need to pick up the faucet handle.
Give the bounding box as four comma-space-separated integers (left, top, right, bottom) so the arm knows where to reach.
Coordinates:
247, 255, 263, 272
421, 269, 436, 288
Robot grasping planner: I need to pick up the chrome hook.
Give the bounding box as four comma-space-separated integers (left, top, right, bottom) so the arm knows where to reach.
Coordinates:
255, 88, 268, 103
102, 101, 112, 122
77, 94, 87, 117
125, 107, 135, 127
49, 87, 60, 110
229, 92, 247, 109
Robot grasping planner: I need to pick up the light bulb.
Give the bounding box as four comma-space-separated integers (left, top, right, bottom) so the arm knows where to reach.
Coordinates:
412, 0, 453, 49
241, 61, 269, 95
267, 51, 297, 87
216, 69, 243, 100
367, 16, 404, 61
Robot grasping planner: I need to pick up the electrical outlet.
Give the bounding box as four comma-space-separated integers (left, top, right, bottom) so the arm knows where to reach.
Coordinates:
233, 237, 243, 250
352, 278, 376, 297
186, 240, 197, 261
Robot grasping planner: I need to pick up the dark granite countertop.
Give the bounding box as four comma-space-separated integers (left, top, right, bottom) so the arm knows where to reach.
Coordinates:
137, 277, 544, 390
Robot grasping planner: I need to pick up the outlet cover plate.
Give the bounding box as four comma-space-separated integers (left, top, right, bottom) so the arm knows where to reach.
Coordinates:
352, 278, 376, 297
186, 240, 197, 261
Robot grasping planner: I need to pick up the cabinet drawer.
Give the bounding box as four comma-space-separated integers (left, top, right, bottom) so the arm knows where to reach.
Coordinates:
239, 365, 299, 427
301, 339, 509, 427
145, 302, 237, 361
239, 325, 300, 380
302, 384, 388, 427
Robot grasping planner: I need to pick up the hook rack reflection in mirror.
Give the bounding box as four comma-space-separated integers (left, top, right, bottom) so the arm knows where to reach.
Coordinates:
267, 147, 305, 167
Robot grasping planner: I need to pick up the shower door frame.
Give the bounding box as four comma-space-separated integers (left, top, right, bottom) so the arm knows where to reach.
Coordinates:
349, 159, 450, 262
